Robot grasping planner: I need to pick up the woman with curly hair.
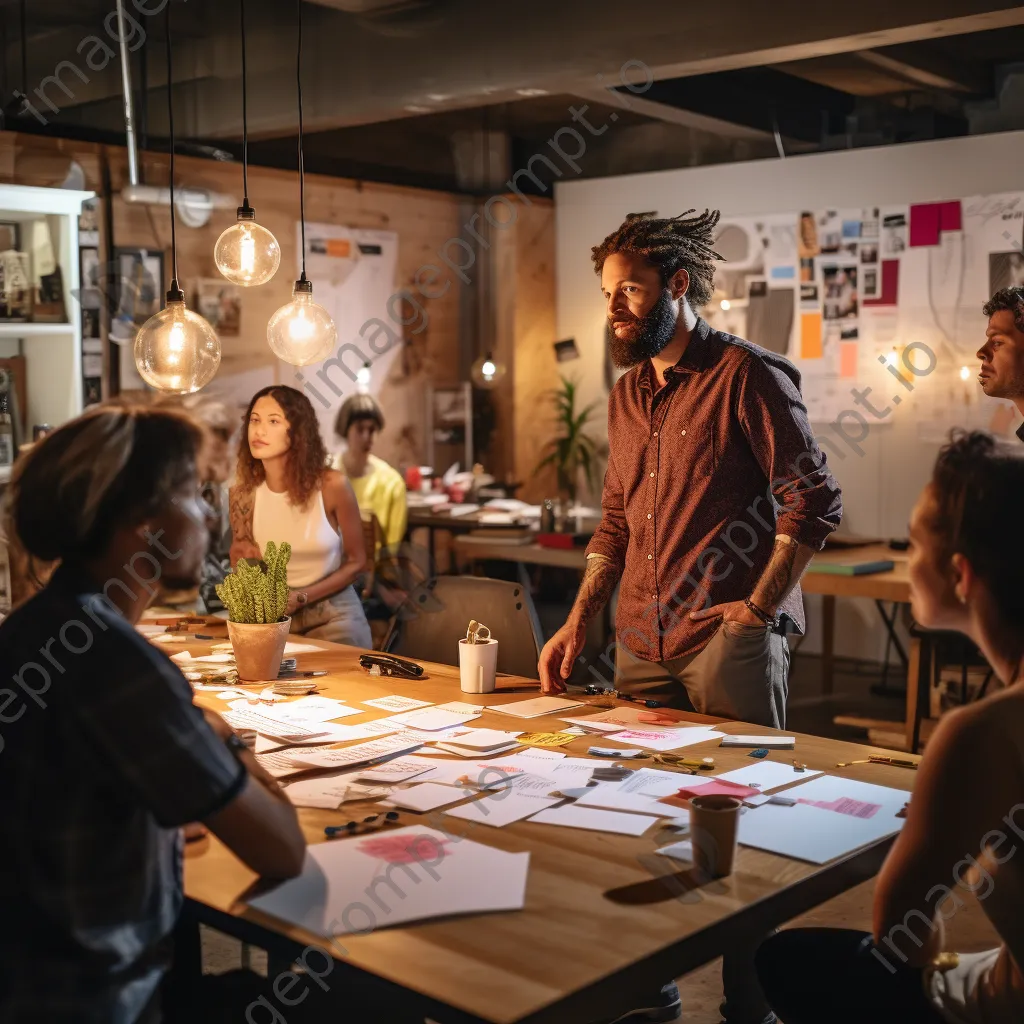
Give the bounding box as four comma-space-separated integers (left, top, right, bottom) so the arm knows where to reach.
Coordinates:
229, 385, 371, 647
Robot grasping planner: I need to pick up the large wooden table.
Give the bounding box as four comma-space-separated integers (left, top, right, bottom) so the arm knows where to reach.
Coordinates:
179, 631, 918, 1024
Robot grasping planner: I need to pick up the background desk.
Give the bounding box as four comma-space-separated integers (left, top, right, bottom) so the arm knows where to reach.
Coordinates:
183, 636, 917, 1024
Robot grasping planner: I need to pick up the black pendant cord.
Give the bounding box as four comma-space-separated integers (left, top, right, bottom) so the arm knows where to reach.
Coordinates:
296, 0, 307, 284
165, 3, 181, 298
19, 0, 27, 95
240, 0, 250, 209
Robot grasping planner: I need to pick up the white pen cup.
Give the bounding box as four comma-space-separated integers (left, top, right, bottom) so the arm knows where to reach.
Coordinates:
458, 637, 498, 693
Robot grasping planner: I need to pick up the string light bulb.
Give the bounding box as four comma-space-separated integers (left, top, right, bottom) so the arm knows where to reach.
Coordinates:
356, 362, 371, 390
268, 0, 336, 366
214, 0, 280, 287
215, 207, 280, 286
135, 2, 220, 393
471, 352, 506, 389
959, 365, 971, 381
720, 299, 731, 311
266, 279, 336, 365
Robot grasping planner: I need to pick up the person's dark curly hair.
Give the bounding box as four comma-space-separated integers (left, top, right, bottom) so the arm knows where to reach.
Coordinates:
591, 209, 724, 309
928, 430, 1024, 643
982, 285, 1024, 333
236, 385, 327, 508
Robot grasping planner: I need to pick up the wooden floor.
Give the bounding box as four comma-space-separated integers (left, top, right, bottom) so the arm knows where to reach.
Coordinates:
199, 653, 999, 1021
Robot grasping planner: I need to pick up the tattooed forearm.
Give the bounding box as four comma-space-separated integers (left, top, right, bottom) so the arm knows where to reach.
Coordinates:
570, 554, 621, 627
750, 537, 815, 612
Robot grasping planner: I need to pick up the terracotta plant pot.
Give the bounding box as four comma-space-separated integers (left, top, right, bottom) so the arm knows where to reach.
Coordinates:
227, 617, 292, 682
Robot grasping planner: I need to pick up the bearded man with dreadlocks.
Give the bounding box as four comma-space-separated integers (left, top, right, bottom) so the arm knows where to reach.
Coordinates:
538, 212, 844, 1024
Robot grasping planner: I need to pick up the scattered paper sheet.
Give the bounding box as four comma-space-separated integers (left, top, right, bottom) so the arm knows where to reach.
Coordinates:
559, 706, 689, 731
432, 741, 521, 758
283, 642, 324, 655
528, 804, 660, 836
228, 697, 362, 725
287, 734, 423, 770
738, 801, 904, 864
247, 827, 530, 936
445, 791, 559, 827
605, 727, 722, 752
385, 708, 481, 731
431, 728, 524, 750
777, 774, 911, 812
256, 745, 340, 778
385, 783, 472, 812
362, 695, 434, 712
517, 748, 566, 761
171, 651, 194, 662
716, 762, 824, 792
487, 696, 585, 719
284, 775, 355, 809
574, 784, 678, 817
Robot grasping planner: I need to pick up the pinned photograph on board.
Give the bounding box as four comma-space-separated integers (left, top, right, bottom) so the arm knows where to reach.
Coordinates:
798, 212, 819, 258
989, 250, 1024, 293
860, 208, 880, 238
822, 265, 858, 321
862, 266, 880, 300
800, 257, 815, 283
800, 283, 820, 308
882, 212, 908, 255
817, 211, 842, 254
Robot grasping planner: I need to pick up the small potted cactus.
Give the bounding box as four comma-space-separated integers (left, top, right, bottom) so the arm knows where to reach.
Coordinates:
216, 541, 293, 681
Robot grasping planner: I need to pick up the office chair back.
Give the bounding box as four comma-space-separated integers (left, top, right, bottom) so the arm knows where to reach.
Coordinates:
384, 575, 543, 679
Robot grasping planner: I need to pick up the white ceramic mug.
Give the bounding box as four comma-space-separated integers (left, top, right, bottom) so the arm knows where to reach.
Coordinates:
458, 637, 498, 693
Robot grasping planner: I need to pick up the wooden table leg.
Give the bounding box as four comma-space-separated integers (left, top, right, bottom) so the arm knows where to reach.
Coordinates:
905, 635, 923, 753
822, 595, 836, 696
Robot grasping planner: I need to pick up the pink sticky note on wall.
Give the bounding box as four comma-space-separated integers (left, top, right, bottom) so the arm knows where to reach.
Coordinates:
839, 342, 858, 378
938, 200, 962, 232
909, 204, 940, 247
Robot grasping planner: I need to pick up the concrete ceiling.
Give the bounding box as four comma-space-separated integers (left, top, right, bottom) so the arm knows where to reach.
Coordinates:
2, 0, 1023, 189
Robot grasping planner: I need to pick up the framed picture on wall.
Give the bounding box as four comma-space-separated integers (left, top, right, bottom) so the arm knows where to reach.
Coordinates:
112, 248, 163, 343
190, 278, 240, 337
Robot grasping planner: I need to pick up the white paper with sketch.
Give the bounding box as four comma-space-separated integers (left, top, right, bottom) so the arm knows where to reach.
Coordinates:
737, 801, 905, 864
255, 745, 340, 778
604, 727, 722, 752
247, 826, 529, 936
528, 804, 660, 836
355, 759, 435, 783
774, 773, 911, 815
432, 741, 522, 758
435, 701, 487, 715
432, 728, 524, 750
222, 708, 328, 741
574, 784, 678, 817
716, 762, 824, 792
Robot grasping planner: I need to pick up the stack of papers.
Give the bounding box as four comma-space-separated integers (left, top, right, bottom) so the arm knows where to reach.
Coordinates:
247, 827, 530, 936
384, 707, 481, 731
362, 695, 433, 712
385, 783, 471, 812
286, 734, 424, 771
432, 729, 524, 758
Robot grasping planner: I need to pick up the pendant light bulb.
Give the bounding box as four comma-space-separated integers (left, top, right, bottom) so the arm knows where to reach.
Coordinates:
135, 292, 221, 393
267, 279, 336, 366
215, 205, 281, 286
471, 352, 506, 389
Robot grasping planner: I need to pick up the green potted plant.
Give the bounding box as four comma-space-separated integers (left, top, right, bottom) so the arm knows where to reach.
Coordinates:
535, 376, 601, 505
216, 541, 292, 681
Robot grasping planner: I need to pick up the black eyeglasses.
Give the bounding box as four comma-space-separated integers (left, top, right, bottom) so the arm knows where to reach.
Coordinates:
324, 811, 399, 838
583, 684, 665, 708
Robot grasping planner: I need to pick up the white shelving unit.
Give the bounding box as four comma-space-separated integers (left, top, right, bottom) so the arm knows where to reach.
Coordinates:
0, 184, 95, 431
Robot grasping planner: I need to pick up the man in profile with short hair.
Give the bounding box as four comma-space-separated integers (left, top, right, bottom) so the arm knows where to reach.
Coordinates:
979, 286, 1024, 441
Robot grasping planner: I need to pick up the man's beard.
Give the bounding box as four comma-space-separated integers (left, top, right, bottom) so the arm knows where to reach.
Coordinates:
606, 291, 679, 369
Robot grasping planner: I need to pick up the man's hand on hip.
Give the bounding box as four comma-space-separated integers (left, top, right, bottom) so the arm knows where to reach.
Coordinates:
689, 600, 765, 627
538, 620, 585, 694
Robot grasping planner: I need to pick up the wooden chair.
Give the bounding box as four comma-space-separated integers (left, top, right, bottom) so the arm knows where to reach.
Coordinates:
359, 510, 383, 599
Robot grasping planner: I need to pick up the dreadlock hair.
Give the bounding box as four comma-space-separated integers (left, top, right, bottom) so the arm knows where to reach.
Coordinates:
982, 285, 1024, 333
591, 209, 724, 309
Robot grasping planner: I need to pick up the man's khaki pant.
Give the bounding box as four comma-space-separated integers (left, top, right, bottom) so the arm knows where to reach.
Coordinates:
614, 620, 790, 729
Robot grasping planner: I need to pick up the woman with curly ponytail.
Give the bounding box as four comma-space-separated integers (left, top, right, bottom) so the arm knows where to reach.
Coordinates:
229, 385, 371, 647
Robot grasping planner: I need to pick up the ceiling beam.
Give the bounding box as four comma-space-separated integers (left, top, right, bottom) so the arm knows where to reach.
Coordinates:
853, 44, 991, 94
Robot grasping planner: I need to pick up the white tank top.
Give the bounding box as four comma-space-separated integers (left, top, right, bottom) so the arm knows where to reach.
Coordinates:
252, 482, 342, 588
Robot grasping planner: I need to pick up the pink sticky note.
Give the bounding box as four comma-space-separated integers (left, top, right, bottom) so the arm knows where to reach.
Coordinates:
676, 780, 760, 801
839, 343, 858, 378
909, 204, 941, 247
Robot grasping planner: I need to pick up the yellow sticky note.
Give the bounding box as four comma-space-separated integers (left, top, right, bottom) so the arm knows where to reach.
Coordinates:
516, 732, 578, 748
800, 312, 823, 359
